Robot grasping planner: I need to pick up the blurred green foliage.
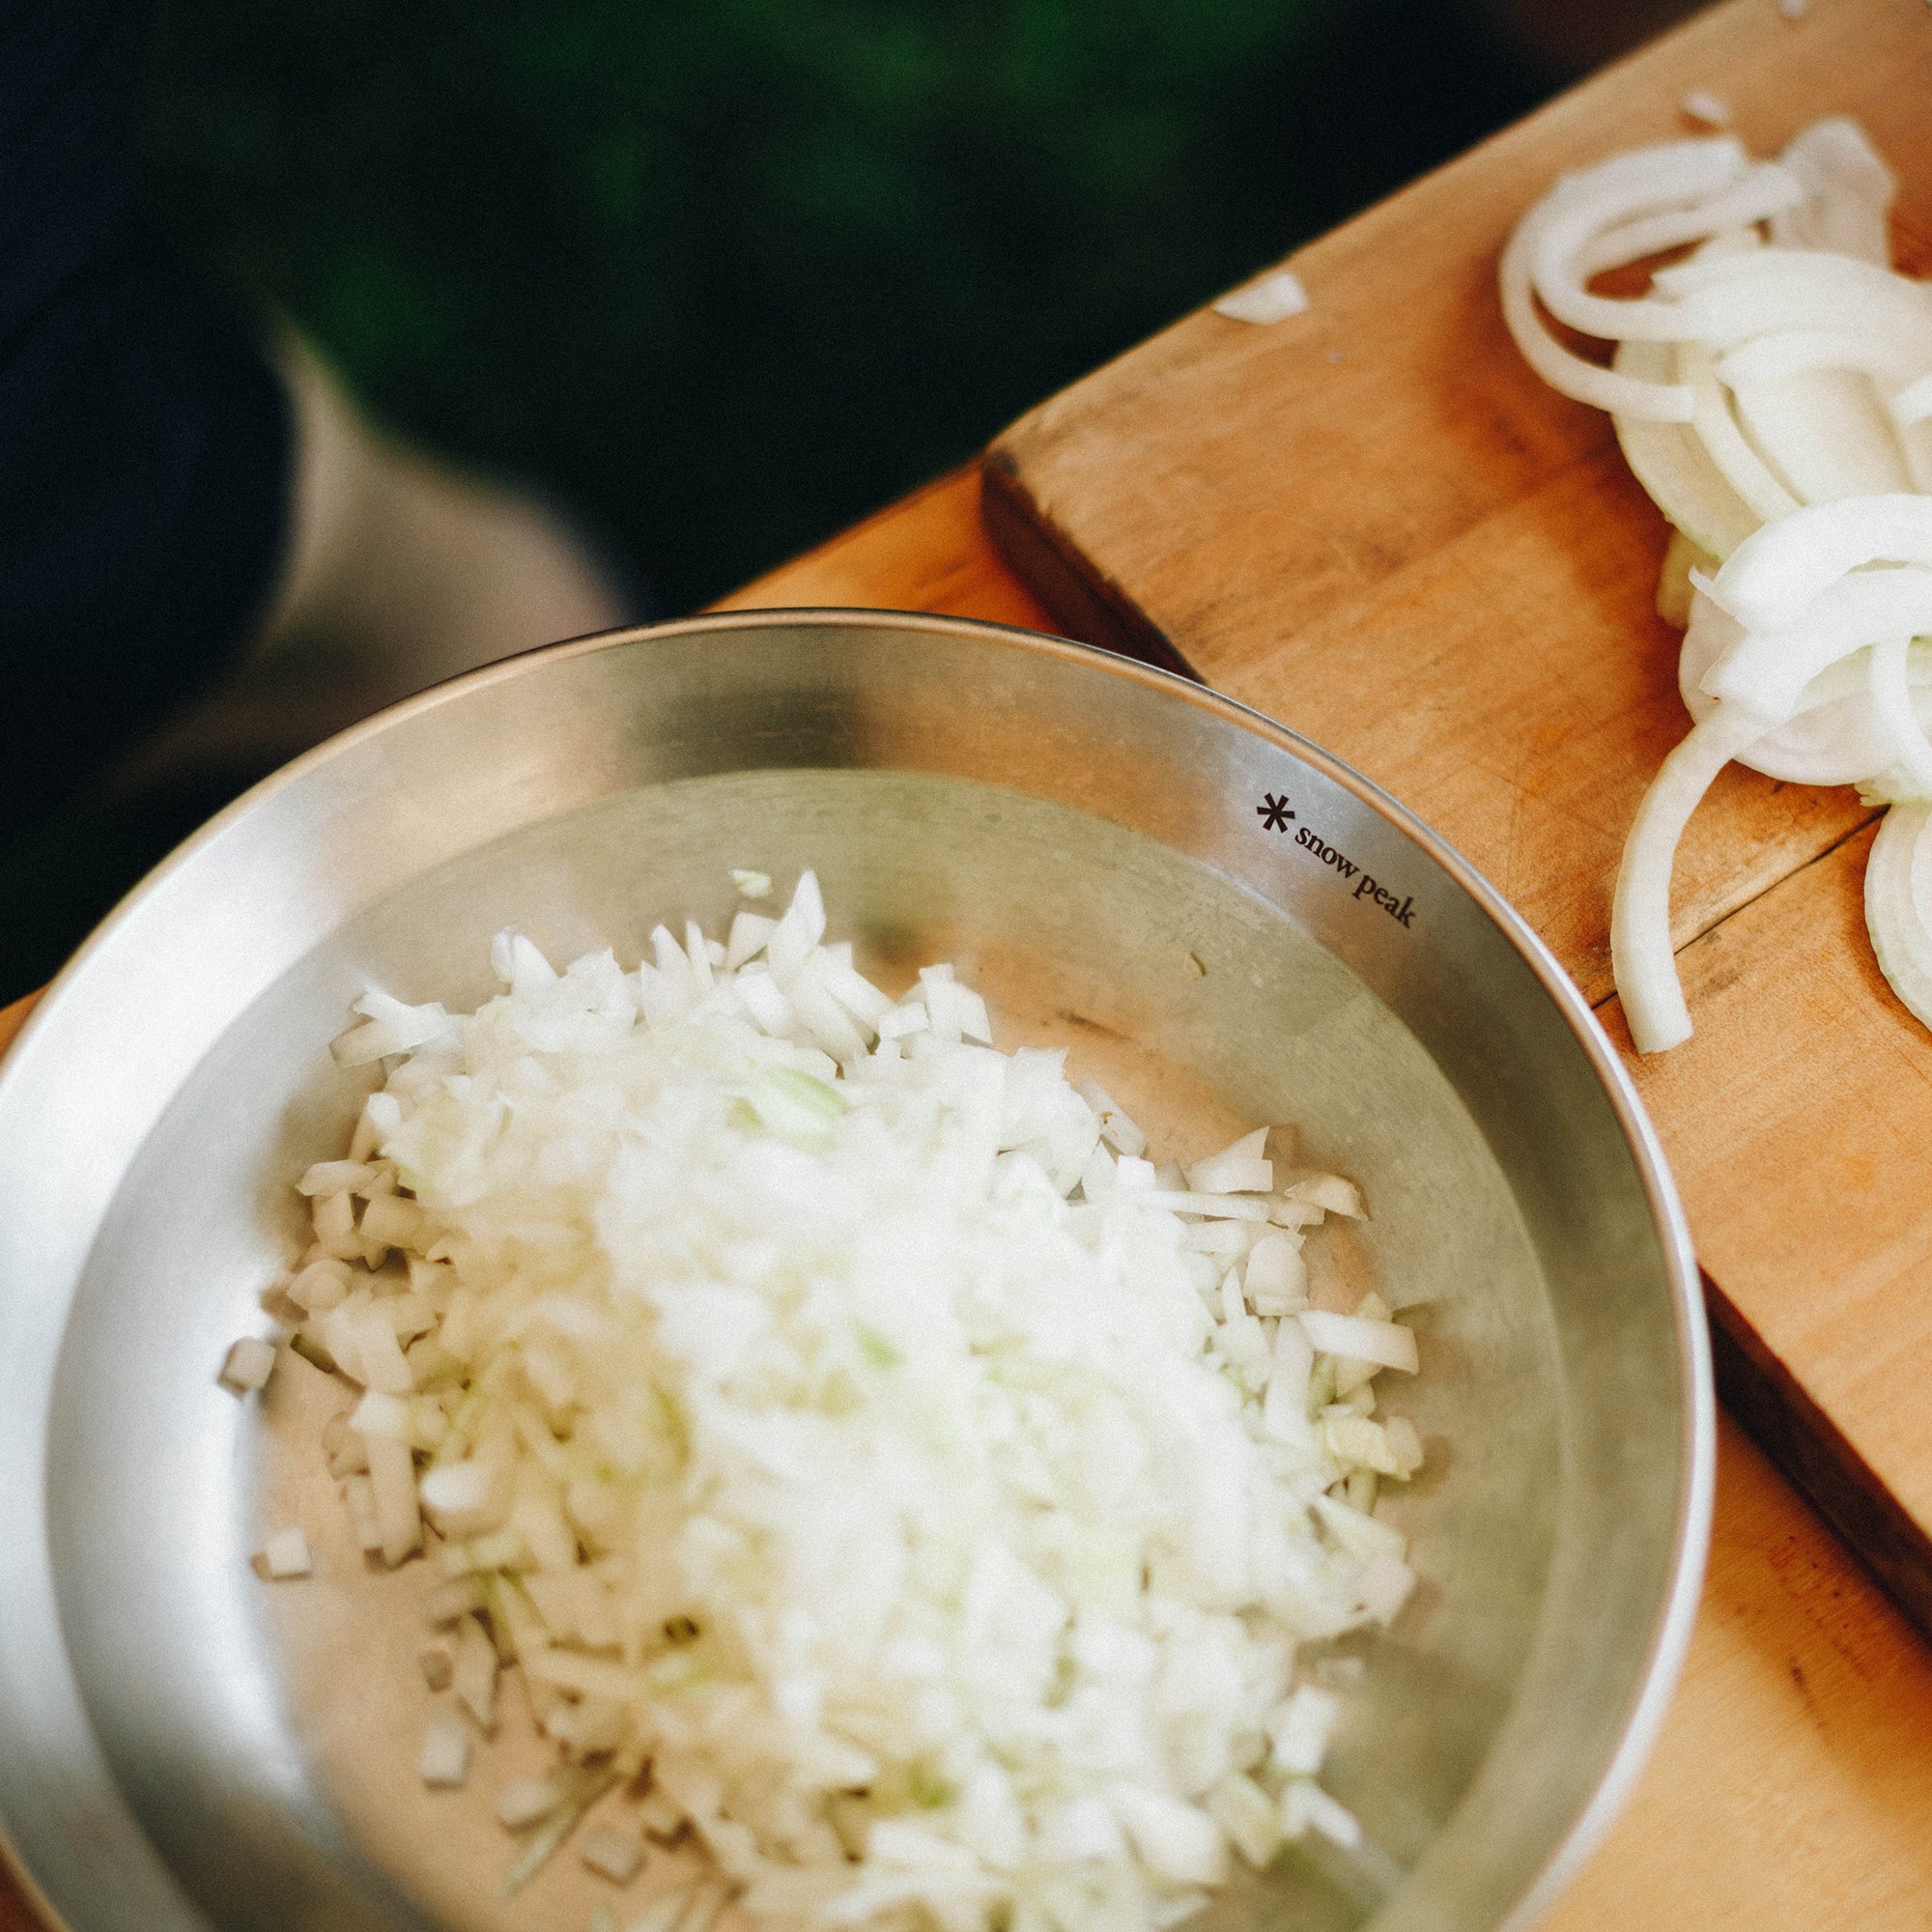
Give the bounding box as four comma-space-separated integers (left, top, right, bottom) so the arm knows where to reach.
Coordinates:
0, 0, 1546, 1004
140, 0, 1542, 612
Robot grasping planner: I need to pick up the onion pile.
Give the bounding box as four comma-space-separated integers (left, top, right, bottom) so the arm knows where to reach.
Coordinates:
252, 874, 1432, 1932
1501, 119, 1932, 1051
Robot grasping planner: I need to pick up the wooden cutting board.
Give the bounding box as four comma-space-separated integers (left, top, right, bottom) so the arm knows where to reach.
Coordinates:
983, 0, 1932, 1630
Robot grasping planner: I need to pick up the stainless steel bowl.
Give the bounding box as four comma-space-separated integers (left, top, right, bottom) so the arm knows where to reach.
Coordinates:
0, 611, 1709, 1932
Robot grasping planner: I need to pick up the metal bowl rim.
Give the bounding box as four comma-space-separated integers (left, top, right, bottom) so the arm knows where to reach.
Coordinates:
0, 606, 1713, 1931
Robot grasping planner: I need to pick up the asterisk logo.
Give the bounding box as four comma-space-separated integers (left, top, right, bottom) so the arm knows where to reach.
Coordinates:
1257, 793, 1294, 832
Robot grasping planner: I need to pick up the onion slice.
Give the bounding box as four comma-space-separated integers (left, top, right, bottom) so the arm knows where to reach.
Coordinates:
1767, 115, 1898, 268
1865, 802, 1932, 1028
1703, 495, 1932, 636
1613, 342, 1762, 559
1611, 707, 1770, 1053
1499, 216, 1693, 420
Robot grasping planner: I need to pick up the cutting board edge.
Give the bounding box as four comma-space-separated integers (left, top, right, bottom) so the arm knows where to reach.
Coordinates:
1705, 1265, 1932, 1640
980, 457, 1197, 682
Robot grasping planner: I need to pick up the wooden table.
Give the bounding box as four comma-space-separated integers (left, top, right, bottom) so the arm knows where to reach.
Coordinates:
8, 466, 1929, 1926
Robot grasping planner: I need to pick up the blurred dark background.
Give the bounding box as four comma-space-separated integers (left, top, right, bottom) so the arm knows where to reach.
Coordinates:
3, 0, 1689, 1001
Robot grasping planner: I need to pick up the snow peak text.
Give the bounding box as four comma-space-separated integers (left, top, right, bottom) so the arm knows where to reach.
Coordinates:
1294, 826, 1416, 928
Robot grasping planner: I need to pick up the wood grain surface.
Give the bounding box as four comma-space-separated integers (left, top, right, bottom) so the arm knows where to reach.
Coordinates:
10, 473, 1932, 1927
984, 0, 1932, 1634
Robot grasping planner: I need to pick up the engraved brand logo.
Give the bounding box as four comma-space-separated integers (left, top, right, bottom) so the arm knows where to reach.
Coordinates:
1293, 824, 1416, 929
1256, 793, 1295, 833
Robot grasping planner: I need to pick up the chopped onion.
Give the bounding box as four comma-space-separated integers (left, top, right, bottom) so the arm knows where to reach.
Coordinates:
1297, 1310, 1419, 1375
279, 873, 1431, 1931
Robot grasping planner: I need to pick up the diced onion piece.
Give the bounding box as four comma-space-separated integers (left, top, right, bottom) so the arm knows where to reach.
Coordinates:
1108, 1786, 1225, 1887
1266, 1686, 1340, 1777
364, 1431, 422, 1567
1280, 1780, 1362, 1849
733, 970, 790, 1036
764, 870, 827, 987
420, 1708, 471, 1788
816, 952, 894, 1028
1184, 1127, 1272, 1195
258, 1527, 313, 1579
874, 1002, 927, 1040
1680, 89, 1731, 130
289, 1258, 353, 1315
219, 1336, 276, 1394
298, 1159, 379, 1197
420, 1457, 509, 1539
331, 991, 458, 1067
495, 1776, 570, 1831
724, 912, 775, 971
1203, 1773, 1282, 1869
1297, 1310, 1418, 1374
1382, 1415, 1425, 1478
1211, 269, 1309, 327
1244, 1232, 1309, 1316
731, 869, 773, 899
343, 1474, 384, 1553
1357, 1550, 1418, 1627
579, 1821, 646, 1885
1285, 1174, 1366, 1218
452, 1615, 499, 1733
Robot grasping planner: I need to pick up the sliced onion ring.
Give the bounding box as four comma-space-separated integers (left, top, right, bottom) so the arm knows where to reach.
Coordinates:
1657, 249, 1932, 351
1679, 340, 1801, 525
1705, 495, 1932, 634
1702, 566, 1932, 720
1613, 341, 1762, 557
1537, 156, 1800, 341
1499, 215, 1694, 420
1865, 802, 1932, 1029
1611, 706, 1771, 1054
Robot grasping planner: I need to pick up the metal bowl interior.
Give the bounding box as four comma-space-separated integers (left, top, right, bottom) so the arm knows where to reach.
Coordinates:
0, 611, 1709, 1932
